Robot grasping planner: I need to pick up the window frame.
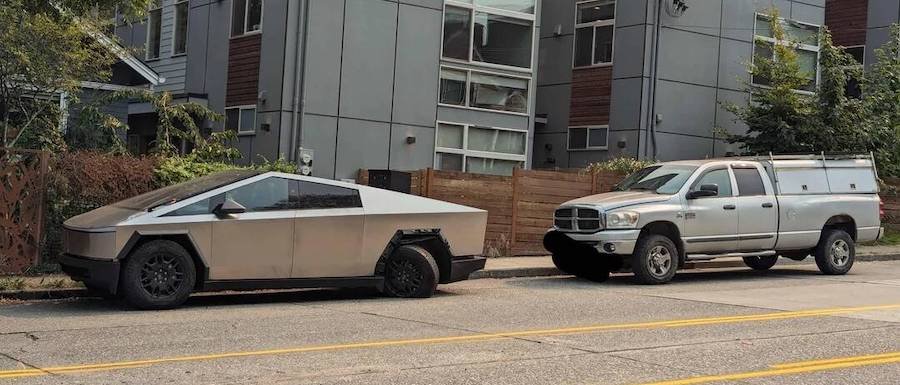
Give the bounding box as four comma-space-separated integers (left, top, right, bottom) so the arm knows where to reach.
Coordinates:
688, 167, 735, 199
438, 64, 531, 116
567, 125, 609, 151
225, 105, 258, 135
441, 0, 536, 72
573, 0, 617, 69
751, 13, 821, 94
231, 0, 264, 38
145, 2, 163, 60
172, 0, 189, 56
434, 121, 528, 175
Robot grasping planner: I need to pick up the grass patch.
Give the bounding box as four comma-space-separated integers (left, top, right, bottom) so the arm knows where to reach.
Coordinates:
873, 228, 900, 246
0, 278, 27, 291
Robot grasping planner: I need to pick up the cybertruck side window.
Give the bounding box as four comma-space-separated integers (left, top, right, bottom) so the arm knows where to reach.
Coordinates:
298, 181, 362, 209
225, 177, 299, 212
166, 198, 216, 216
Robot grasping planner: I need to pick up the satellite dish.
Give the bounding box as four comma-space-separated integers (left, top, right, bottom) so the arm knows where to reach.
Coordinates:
665, 0, 688, 17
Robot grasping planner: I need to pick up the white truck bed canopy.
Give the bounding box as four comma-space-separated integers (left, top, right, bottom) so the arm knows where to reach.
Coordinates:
758, 154, 879, 195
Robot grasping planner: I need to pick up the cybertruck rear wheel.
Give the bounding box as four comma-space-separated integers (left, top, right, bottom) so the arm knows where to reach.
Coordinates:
383, 245, 439, 298
121, 240, 196, 310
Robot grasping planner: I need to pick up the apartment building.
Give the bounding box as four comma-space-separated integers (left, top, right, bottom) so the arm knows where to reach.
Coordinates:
113, 0, 541, 179
532, 0, 826, 168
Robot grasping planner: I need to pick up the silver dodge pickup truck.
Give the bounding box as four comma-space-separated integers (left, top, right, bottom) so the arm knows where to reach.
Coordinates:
544, 155, 883, 284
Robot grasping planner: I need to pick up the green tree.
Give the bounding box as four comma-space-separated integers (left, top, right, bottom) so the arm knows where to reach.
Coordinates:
723, 9, 821, 154
860, 24, 900, 177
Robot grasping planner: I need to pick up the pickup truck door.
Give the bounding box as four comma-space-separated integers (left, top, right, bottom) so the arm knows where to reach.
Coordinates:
732, 166, 778, 251
681, 168, 739, 253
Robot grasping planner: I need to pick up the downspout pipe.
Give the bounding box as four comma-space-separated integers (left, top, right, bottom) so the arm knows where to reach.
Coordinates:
289, 0, 310, 162
645, 0, 663, 160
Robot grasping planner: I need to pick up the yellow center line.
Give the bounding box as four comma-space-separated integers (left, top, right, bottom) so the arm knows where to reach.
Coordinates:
0, 303, 897, 379
631, 351, 900, 385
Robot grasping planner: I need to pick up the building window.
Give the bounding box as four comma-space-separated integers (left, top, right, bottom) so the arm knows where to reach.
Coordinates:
173, 0, 189, 55
568, 126, 608, 150
439, 66, 529, 114
435, 122, 527, 176
442, 1, 535, 70
225, 106, 257, 135
146, 1, 162, 60
843, 45, 864, 99
752, 14, 820, 92
574, 0, 615, 68
232, 0, 263, 37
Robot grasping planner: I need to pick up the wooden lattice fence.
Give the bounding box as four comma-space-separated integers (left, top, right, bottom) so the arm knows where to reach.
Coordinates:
0, 148, 49, 274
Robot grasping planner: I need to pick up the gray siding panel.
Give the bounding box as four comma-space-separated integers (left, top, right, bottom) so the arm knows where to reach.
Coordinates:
303, 0, 345, 116
301, 114, 338, 178
339, 0, 398, 122
392, 4, 441, 128
389, 124, 436, 171
335, 118, 391, 180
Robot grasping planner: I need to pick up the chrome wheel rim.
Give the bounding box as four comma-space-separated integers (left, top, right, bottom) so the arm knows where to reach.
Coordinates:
831, 239, 851, 267
647, 245, 672, 277
140, 254, 184, 298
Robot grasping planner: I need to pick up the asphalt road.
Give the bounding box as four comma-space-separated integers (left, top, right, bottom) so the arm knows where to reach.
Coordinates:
1, 261, 900, 385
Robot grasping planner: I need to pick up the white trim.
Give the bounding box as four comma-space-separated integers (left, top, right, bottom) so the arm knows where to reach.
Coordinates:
230, 0, 264, 38
145, 4, 162, 60
80, 81, 149, 91
81, 22, 165, 85
751, 13, 821, 91
573, 0, 617, 69
172, 0, 189, 56
438, 65, 531, 116
434, 121, 528, 174
440, 2, 536, 72
226, 105, 258, 135
567, 125, 610, 151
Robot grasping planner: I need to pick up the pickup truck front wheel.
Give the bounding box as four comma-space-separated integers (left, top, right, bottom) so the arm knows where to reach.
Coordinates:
815, 230, 855, 275
631, 235, 678, 284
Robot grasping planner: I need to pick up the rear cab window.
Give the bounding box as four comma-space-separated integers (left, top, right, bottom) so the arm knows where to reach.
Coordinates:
732, 167, 767, 196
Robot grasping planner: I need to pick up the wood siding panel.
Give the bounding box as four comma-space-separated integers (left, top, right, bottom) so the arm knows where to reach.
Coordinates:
569, 66, 612, 127
826, 0, 868, 47
226, 34, 261, 107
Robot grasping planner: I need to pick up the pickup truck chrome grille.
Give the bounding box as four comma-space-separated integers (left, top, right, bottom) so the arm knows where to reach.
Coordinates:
554, 207, 603, 232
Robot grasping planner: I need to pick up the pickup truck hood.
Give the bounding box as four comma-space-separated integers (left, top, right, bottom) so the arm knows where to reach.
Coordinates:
562, 191, 671, 211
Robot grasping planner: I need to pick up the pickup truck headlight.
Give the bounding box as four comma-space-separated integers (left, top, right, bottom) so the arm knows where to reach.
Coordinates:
606, 211, 640, 229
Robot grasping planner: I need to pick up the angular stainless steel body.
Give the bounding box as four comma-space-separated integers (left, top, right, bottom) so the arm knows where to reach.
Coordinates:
61, 172, 487, 292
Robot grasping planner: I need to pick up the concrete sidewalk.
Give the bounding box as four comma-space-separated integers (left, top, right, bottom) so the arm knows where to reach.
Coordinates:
471, 244, 900, 280
3, 244, 900, 300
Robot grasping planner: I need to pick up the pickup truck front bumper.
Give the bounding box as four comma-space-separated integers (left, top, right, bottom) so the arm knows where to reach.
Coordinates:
544, 229, 641, 257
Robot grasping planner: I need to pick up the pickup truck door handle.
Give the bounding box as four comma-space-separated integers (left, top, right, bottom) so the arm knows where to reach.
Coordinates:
762, 202, 774, 208
723, 204, 736, 210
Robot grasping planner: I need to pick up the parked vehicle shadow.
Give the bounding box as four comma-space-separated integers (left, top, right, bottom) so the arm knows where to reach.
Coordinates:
505, 267, 825, 289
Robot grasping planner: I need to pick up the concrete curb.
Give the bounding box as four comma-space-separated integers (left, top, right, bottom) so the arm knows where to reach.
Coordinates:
3, 254, 900, 301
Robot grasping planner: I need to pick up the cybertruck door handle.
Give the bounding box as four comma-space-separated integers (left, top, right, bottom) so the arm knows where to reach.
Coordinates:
723, 204, 736, 210
762, 202, 774, 208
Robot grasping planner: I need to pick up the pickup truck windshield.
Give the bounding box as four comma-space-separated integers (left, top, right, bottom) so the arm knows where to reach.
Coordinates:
616, 165, 698, 194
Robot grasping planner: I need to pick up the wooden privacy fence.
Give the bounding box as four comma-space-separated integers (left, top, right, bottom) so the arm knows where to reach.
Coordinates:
0, 148, 50, 274
358, 168, 625, 256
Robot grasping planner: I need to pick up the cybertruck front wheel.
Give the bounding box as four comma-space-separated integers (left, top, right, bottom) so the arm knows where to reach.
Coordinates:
120, 240, 196, 310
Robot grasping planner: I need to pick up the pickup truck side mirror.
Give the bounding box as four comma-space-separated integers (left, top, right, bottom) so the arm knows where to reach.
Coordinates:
687, 184, 719, 199
213, 198, 246, 218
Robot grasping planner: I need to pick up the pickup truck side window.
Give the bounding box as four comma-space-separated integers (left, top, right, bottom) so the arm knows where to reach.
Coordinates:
298, 181, 362, 209
733, 168, 767, 196
690, 169, 733, 197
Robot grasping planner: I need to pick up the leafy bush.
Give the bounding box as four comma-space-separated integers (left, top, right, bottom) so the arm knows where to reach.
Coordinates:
585, 157, 654, 175
42, 151, 160, 262
153, 155, 242, 186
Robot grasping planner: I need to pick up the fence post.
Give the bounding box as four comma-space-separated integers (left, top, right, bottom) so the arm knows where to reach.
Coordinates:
591, 171, 599, 194
510, 167, 521, 255
34, 151, 50, 265
424, 168, 434, 197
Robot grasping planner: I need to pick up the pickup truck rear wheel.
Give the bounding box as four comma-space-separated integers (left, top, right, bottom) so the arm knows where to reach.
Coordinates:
631, 235, 678, 284
743, 255, 778, 270
815, 230, 855, 275
383, 245, 439, 298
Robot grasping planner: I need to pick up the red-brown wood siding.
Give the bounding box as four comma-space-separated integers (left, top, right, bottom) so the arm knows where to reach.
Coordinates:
226, 34, 262, 107
826, 0, 868, 47
569, 66, 612, 127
